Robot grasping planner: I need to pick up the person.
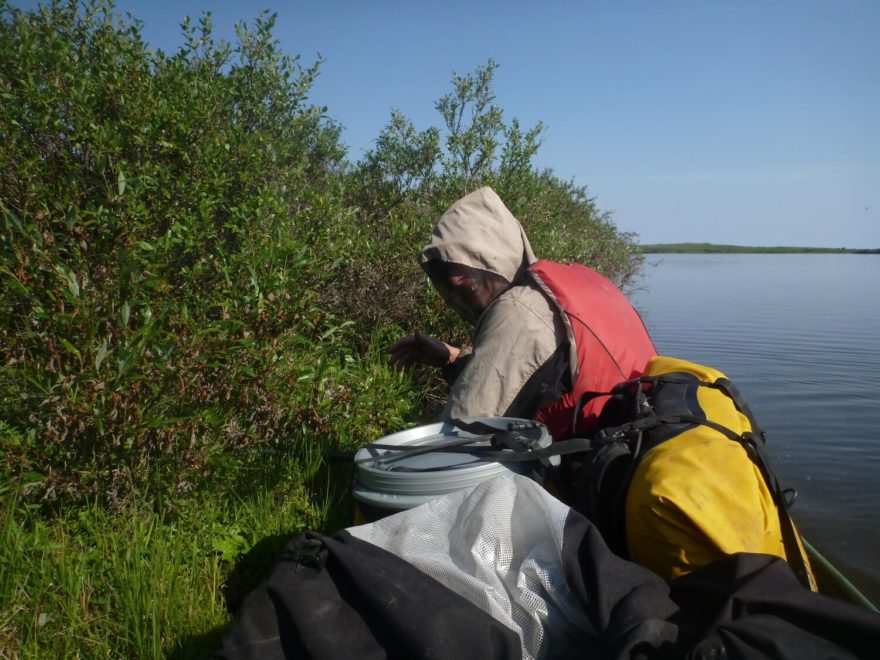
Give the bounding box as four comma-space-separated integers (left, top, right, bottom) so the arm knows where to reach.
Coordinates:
389, 186, 657, 440
387, 187, 818, 591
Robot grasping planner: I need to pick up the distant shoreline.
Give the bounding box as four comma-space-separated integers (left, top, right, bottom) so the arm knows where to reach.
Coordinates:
638, 243, 880, 254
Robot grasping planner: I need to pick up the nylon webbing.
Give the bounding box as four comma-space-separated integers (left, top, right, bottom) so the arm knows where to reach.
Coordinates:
356, 419, 553, 467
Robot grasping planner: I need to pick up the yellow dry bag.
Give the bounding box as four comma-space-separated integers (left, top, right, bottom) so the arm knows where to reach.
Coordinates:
579, 356, 816, 590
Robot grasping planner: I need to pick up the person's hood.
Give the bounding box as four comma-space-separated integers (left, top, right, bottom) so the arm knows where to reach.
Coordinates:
420, 187, 536, 282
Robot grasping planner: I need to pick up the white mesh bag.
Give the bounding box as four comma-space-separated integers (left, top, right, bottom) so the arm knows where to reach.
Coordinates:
348, 472, 593, 660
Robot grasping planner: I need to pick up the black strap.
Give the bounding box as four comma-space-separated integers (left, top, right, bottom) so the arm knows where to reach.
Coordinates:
447, 418, 544, 436
571, 388, 614, 434
356, 419, 550, 467
361, 437, 596, 468
354, 434, 491, 466
444, 436, 595, 463
717, 379, 768, 444
738, 431, 814, 590
604, 430, 644, 557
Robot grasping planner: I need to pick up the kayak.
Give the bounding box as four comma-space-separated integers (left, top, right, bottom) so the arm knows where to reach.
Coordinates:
804, 536, 879, 612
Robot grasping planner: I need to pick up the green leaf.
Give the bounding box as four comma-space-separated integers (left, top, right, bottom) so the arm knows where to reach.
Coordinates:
212, 526, 251, 562
59, 338, 82, 363
0, 267, 29, 296
121, 300, 131, 327
320, 320, 354, 341
56, 266, 80, 298
117, 355, 132, 378
95, 340, 109, 371
117, 169, 126, 196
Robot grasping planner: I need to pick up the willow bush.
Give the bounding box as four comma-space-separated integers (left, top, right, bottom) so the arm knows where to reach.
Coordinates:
1, 2, 641, 506
0, 0, 412, 505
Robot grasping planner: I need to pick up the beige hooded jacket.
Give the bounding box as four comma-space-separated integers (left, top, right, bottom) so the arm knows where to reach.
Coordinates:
420, 187, 567, 420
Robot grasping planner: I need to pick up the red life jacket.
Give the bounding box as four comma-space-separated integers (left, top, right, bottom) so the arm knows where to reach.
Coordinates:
529, 260, 657, 439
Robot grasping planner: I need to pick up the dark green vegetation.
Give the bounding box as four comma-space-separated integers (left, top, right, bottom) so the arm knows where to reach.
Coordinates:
0, 1, 642, 656
640, 242, 880, 254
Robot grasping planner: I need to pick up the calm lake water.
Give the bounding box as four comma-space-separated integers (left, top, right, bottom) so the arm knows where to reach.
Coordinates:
630, 253, 880, 602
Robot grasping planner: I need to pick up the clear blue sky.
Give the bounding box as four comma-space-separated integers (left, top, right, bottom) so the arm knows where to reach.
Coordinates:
14, 0, 879, 248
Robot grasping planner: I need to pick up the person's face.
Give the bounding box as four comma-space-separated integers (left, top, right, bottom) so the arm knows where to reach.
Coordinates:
435, 264, 498, 323
448, 265, 493, 308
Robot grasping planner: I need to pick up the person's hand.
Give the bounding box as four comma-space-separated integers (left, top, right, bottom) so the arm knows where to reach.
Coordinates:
389, 332, 460, 369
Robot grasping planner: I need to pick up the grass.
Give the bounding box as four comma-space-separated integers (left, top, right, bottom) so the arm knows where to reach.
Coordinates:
0, 462, 337, 658
0, 337, 418, 658
0, 343, 404, 657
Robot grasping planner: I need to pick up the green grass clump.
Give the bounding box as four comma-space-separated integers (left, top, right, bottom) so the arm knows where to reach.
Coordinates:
1, 462, 319, 658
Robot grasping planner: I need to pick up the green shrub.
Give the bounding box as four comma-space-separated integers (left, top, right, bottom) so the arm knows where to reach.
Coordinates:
0, 0, 366, 502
